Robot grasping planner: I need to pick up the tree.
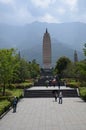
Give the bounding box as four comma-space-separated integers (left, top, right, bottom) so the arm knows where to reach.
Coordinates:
55, 56, 71, 78
73, 44, 86, 82
75, 60, 86, 82
83, 43, 86, 56
63, 62, 76, 78
15, 58, 29, 83
16, 58, 40, 82
0, 48, 19, 95
28, 59, 40, 78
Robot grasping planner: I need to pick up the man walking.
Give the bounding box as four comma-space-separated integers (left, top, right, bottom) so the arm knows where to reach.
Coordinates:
12, 96, 18, 113
59, 91, 63, 104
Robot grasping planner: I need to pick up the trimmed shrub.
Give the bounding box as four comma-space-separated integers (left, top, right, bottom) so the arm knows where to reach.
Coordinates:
80, 82, 86, 87
66, 83, 79, 88
15, 83, 33, 89
0, 89, 23, 117
79, 87, 86, 101
0, 96, 8, 101
7, 84, 16, 89
0, 100, 11, 116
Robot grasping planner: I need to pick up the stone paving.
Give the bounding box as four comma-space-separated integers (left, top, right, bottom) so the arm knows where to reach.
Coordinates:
27, 86, 74, 90
0, 97, 86, 130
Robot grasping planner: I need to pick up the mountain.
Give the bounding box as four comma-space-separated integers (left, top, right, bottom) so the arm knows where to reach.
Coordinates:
0, 22, 85, 66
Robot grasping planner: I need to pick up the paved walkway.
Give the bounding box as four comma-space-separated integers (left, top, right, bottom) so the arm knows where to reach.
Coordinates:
0, 97, 86, 130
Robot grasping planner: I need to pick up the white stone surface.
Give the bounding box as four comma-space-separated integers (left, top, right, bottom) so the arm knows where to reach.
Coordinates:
0, 98, 86, 130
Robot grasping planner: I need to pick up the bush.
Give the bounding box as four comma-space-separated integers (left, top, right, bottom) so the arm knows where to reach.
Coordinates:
79, 87, 86, 101
5, 91, 12, 96
0, 96, 8, 101
0, 100, 11, 116
0, 87, 2, 92
80, 82, 86, 87
0, 89, 23, 117
7, 84, 16, 89
15, 83, 33, 89
7, 96, 14, 102
66, 83, 79, 88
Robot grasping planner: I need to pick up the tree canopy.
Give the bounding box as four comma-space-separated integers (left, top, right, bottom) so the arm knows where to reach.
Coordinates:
83, 43, 86, 56
55, 56, 71, 77
0, 48, 19, 95
0, 49, 40, 95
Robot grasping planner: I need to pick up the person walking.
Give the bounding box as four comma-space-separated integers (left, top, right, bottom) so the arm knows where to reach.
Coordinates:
59, 91, 63, 104
52, 78, 56, 87
45, 79, 49, 87
58, 80, 60, 89
49, 79, 52, 86
54, 91, 58, 102
12, 96, 18, 113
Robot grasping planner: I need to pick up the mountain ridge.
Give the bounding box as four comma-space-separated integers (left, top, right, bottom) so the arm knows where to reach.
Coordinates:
0, 22, 85, 66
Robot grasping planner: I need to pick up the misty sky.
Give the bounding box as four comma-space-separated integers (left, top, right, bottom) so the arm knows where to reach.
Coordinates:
0, 0, 86, 25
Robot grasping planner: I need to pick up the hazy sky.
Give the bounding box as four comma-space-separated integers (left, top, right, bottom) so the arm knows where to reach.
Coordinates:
0, 0, 86, 25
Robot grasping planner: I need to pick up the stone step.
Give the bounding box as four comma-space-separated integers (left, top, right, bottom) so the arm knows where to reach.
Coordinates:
24, 87, 78, 98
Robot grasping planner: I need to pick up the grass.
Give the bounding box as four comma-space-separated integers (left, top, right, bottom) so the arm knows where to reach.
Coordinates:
0, 88, 23, 116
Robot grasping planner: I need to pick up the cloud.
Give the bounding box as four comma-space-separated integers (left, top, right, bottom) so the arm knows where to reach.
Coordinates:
14, 8, 34, 24
0, 0, 35, 25
0, 0, 14, 4
57, 7, 66, 15
61, 0, 78, 12
39, 13, 60, 23
31, 0, 56, 8
0, 0, 86, 25
71, 13, 86, 23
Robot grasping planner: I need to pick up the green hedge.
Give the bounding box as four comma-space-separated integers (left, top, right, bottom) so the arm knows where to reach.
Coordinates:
79, 87, 86, 101
15, 82, 33, 89
0, 100, 11, 116
0, 96, 8, 101
80, 82, 86, 87
1, 82, 34, 90
0, 89, 23, 117
66, 83, 79, 88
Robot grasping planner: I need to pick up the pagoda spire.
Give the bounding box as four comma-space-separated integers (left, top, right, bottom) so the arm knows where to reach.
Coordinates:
74, 50, 78, 62
46, 28, 48, 33
43, 28, 51, 68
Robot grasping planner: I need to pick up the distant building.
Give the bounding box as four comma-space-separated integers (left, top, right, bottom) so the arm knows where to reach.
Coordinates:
43, 29, 52, 69
74, 50, 78, 62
